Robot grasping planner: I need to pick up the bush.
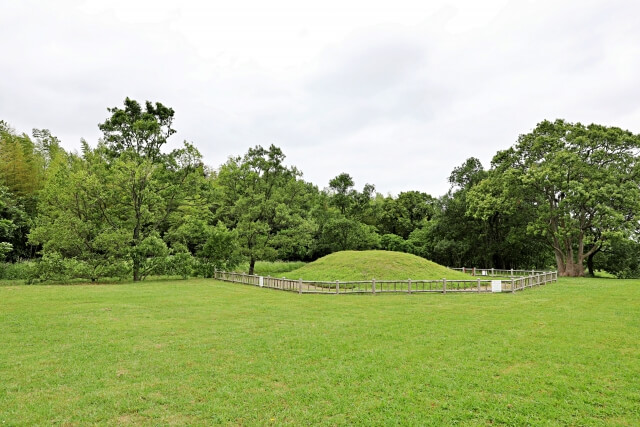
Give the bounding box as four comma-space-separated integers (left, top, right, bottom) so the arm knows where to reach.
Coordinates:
0, 260, 37, 281
165, 245, 196, 279
380, 234, 408, 253
34, 252, 69, 283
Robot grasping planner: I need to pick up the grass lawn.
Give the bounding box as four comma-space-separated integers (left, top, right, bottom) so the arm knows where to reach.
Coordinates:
1, 277, 639, 425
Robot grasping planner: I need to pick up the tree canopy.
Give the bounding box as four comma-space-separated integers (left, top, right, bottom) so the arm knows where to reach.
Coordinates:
468, 120, 640, 276
3, 104, 640, 282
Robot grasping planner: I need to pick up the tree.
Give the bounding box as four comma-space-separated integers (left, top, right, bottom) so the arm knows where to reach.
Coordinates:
29, 146, 131, 281
318, 217, 380, 252
0, 123, 46, 215
328, 173, 355, 215
213, 145, 316, 275
468, 120, 640, 276
98, 97, 175, 161
97, 99, 204, 281
593, 236, 640, 278
376, 191, 435, 239
31, 99, 207, 281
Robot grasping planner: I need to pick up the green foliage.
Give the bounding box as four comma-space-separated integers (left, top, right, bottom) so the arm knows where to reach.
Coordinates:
0, 260, 36, 281
197, 222, 242, 275
30, 99, 208, 282
469, 120, 640, 276
406, 158, 551, 270
328, 172, 355, 215
593, 237, 640, 278
379, 233, 408, 252
0, 124, 45, 200
376, 191, 435, 239
164, 244, 196, 279
213, 145, 316, 274
7, 107, 640, 282
0, 187, 33, 261
98, 97, 175, 161
318, 216, 380, 252
134, 234, 170, 281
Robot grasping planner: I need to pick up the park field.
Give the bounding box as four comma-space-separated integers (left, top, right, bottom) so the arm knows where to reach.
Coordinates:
1, 277, 639, 425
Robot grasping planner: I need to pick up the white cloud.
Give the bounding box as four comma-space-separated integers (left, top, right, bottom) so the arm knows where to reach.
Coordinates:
1, 0, 639, 196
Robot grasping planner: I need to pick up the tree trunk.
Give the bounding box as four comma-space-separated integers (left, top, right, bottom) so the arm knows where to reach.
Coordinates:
554, 250, 567, 276
132, 226, 141, 281
586, 245, 602, 277
248, 256, 256, 276
133, 256, 141, 281
555, 249, 586, 277
587, 253, 595, 277
557, 255, 585, 277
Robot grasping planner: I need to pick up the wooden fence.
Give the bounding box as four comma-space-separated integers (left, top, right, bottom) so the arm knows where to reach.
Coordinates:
213, 268, 558, 295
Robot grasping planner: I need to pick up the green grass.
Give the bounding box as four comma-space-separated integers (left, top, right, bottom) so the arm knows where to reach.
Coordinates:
1, 278, 639, 425
281, 250, 470, 281
235, 260, 307, 277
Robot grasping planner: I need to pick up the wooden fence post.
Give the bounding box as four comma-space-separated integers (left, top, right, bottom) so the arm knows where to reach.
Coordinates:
511, 278, 515, 293
443, 278, 447, 294
472, 267, 476, 276
491, 267, 494, 276
372, 279, 376, 295
336, 280, 339, 294
477, 278, 481, 293
298, 278, 302, 294
408, 279, 412, 294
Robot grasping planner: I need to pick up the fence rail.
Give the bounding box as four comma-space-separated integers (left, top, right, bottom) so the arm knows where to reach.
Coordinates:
213, 268, 558, 295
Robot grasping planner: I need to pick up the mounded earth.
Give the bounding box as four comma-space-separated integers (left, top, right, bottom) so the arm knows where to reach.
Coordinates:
282, 250, 471, 281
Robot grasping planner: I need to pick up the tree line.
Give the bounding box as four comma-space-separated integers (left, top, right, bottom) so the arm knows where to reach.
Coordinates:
1, 98, 639, 280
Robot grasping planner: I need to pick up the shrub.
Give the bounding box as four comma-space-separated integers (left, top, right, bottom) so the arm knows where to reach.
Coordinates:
0, 260, 37, 282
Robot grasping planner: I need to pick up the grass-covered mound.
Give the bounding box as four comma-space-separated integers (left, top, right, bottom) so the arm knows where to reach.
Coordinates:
282, 250, 470, 281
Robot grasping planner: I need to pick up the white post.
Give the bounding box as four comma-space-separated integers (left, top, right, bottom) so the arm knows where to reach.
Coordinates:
408, 279, 412, 294
443, 278, 447, 294
298, 278, 302, 294
372, 279, 376, 295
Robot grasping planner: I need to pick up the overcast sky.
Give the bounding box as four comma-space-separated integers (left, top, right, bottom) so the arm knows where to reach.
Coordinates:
1, 0, 639, 196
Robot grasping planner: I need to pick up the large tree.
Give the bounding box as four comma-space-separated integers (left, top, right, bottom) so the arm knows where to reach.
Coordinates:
29, 147, 131, 280
31, 99, 206, 281
469, 120, 640, 276
213, 145, 316, 275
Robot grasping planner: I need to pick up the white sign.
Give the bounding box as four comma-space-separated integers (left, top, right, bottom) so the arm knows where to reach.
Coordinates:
259, 276, 264, 287
491, 280, 502, 293
482, 270, 487, 276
